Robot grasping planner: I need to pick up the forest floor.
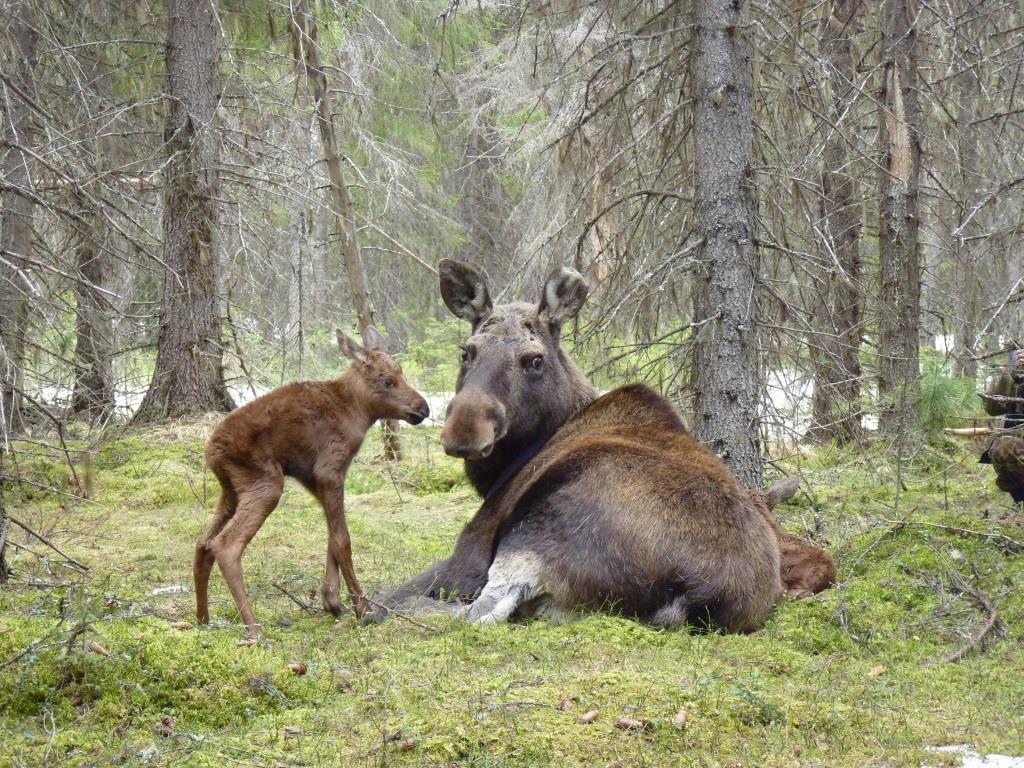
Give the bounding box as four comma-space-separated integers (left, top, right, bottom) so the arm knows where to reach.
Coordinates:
1, 420, 1023, 768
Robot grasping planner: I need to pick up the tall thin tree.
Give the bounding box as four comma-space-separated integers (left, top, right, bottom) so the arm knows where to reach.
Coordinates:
290, 0, 400, 459
690, 0, 763, 487
810, 0, 864, 442
877, 0, 922, 445
135, 0, 233, 422
0, 1, 39, 434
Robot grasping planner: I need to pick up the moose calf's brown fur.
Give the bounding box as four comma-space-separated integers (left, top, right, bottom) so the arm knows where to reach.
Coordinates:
751, 477, 836, 598
194, 329, 429, 634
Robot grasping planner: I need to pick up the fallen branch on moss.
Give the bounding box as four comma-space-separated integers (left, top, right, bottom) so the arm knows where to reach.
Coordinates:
881, 519, 1024, 554
273, 583, 315, 614
927, 570, 1003, 666
9, 517, 89, 572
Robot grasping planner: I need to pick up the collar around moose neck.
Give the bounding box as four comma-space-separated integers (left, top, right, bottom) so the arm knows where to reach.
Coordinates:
484, 432, 553, 501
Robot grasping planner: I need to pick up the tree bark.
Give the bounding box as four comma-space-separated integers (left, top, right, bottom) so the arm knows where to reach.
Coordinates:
69, 209, 116, 421
876, 0, 922, 446
810, 0, 863, 443
690, 0, 763, 487
0, 446, 7, 582
0, 3, 39, 435
134, 0, 234, 422
951, 32, 982, 381
290, 0, 401, 459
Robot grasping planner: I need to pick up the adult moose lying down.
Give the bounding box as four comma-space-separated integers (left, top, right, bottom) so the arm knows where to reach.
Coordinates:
370, 260, 828, 631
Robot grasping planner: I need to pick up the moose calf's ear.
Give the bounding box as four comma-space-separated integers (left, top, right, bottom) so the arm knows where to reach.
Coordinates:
336, 329, 367, 363
363, 325, 388, 352
538, 266, 589, 332
440, 258, 492, 328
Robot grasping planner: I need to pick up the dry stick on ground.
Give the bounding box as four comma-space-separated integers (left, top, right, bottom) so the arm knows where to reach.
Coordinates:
881, 519, 1024, 554
927, 569, 1003, 666
847, 508, 917, 572
9, 386, 87, 495
0, 626, 63, 671
361, 596, 440, 633
272, 583, 315, 614
8, 517, 89, 572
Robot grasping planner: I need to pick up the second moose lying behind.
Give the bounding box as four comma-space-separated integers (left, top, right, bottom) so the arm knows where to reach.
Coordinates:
194, 329, 429, 635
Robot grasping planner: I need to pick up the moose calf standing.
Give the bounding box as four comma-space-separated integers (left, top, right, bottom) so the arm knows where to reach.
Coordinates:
194, 329, 429, 634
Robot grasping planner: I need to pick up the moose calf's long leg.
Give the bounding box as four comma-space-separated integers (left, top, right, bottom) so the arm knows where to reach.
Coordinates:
194, 483, 237, 624
317, 480, 368, 618
210, 477, 283, 633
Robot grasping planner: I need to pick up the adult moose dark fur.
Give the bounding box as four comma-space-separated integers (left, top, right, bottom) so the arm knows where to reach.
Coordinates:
195, 329, 429, 634
371, 260, 784, 632
980, 349, 1024, 506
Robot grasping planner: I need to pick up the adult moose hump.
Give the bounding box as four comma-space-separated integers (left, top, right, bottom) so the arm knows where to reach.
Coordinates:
370, 259, 786, 632
195, 329, 429, 635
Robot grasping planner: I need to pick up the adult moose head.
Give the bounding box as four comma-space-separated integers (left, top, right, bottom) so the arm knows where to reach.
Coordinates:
437, 258, 597, 497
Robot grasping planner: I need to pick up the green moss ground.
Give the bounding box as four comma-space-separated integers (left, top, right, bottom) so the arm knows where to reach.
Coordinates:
1, 423, 1022, 767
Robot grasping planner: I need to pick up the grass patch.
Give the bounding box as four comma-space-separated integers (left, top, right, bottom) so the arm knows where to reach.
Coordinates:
2, 425, 1023, 766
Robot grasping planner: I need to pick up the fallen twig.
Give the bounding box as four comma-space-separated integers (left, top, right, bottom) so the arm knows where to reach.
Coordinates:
362, 596, 442, 633
847, 509, 917, 572
9, 517, 89, 572
272, 583, 315, 614
881, 519, 1024, 554
943, 426, 993, 437
928, 571, 1003, 666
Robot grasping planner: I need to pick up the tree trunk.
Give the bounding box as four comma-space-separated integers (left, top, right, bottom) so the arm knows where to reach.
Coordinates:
810, 0, 863, 443
70, 210, 116, 421
876, 0, 922, 446
0, 3, 39, 435
290, 0, 401, 460
951, 36, 982, 382
0, 445, 8, 582
690, 0, 763, 488
134, 0, 234, 422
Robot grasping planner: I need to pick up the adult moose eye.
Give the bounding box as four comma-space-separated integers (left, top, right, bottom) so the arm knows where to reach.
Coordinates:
524, 354, 544, 374
460, 346, 470, 365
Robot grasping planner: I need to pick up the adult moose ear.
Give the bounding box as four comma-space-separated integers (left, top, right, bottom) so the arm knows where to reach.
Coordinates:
336, 329, 367, 363
538, 266, 589, 335
439, 259, 492, 328
363, 325, 388, 352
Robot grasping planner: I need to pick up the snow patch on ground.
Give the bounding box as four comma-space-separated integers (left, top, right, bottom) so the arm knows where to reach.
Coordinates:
924, 745, 1024, 768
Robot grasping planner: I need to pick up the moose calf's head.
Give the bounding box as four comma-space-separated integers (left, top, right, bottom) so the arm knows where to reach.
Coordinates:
438, 258, 590, 461
336, 328, 430, 424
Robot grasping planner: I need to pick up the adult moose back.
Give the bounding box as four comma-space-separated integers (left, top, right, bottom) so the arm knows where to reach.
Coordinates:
371, 260, 783, 631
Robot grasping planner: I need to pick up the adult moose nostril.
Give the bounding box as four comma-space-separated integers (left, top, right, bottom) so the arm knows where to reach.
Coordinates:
442, 441, 493, 460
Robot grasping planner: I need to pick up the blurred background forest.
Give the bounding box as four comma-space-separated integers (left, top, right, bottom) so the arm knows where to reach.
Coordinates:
2, 0, 1024, 481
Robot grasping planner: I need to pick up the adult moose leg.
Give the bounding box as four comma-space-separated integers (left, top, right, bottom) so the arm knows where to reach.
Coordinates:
208, 471, 284, 633
194, 477, 237, 624
315, 472, 369, 618
464, 548, 547, 625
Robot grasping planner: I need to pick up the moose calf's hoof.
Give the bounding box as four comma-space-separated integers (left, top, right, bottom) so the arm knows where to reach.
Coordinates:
351, 596, 371, 619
